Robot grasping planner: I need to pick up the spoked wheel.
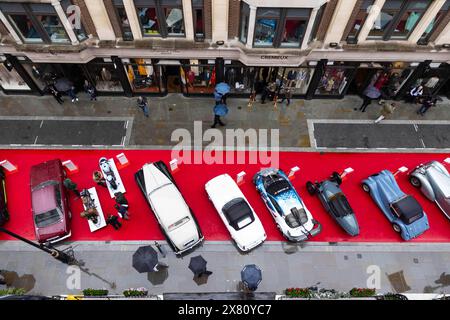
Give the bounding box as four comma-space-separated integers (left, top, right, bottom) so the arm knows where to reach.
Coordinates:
362, 183, 370, 193
331, 172, 342, 185
306, 181, 317, 195
409, 176, 422, 188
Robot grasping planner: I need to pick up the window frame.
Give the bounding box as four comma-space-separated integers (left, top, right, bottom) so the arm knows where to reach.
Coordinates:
418, 1, 450, 44
192, 0, 205, 41
253, 8, 282, 48
346, 0, 375, 43
238, 1, 250, 44
279, 9, 311, 48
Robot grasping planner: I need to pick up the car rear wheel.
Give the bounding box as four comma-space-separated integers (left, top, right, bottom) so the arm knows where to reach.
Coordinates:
362, 183, 370, 193
331, 172, 342, 185
393, 224, 401, 233
306, 182, 316, 195
409, 176, 422, 188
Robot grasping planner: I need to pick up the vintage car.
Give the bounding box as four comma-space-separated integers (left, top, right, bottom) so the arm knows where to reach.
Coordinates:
409, 160, 450, 220
30, 159, 71, 243
362, 170, 430, 241
306, 171, 360, 236
206, 174, 266, 252
135, 161, 203, 254
253, 168, 321, 242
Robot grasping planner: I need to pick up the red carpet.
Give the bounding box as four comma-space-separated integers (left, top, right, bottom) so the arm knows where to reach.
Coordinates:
0, 149, 449, 243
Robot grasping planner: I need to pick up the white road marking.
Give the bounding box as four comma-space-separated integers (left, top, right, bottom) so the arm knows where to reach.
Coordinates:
124, 121, 129, 129
40, 120, 44, 128
34, 136, 39, 144
413, 124, 418, 132
420, 139, 426, 148
121, 136, 126, 146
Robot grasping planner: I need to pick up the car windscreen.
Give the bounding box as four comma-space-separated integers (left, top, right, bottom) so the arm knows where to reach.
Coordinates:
168, 216, 191, 231
265, 178, 291, 196
34, 208, 62, 228
328, 193, 353, 217
32, 180, 58, 192
222, 198, 255, 231
391, 196, 424, 225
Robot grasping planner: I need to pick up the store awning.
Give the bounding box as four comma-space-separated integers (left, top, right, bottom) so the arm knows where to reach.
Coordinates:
156, 60, 181, 65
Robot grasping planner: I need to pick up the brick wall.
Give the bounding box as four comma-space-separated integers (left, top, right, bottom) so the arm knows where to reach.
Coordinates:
341, 0, 364, 41
103, 0, 123, 38
204, 0, 212, 40
73, 0, 98, 38
315, 0, 338, 41
429, 10, 450, 43
228, 0, 240, 40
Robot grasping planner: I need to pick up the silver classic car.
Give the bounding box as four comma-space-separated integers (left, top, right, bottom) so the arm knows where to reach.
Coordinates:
409, 160, 450, 220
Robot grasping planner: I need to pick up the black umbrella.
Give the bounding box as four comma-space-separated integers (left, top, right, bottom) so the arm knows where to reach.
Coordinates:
54, 77, 73, 92
133, 245, 159, 273
188, 255, 207, 276
241, 264, 262, 291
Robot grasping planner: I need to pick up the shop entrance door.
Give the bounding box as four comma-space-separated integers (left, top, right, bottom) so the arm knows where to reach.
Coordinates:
161, 64, 182, 93
58, 64, 89, 92
348, 68, 380, 96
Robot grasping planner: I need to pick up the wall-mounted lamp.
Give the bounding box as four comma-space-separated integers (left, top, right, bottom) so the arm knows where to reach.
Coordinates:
442, 43, 450, 49
329, 42, 339, 48
216, 40, 225, 46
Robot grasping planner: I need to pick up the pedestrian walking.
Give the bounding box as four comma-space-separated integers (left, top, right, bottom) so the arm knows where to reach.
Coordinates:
93, 170, 107, 188
80, 208, 99, 224
407, 83, 424, 104
374, 100, 396, 124
356, 84, 381, 112
261, 81, 277, 104
63, 178, 80, 197
106, 214, 122, 230
417, 96, 437, 116
137, 96, 149, 117
46, 84, 64, 104
114, 192, 129, 206
67, 86, 79, 103
211, 103, 228, 128
84, 80, 97, 101
280, 86, 293, 106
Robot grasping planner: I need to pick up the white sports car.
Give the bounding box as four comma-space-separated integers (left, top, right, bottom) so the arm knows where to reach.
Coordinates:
135, 161, 203, 254
205, 174, 266, 252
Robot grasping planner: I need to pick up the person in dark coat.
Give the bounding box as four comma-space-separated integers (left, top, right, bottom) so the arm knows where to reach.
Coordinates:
63, 178, 80, 197
114, 203, 130, 220
84, 80, 97, 101
106, 214, 122, 230
114, 192, 128, 206
261, 81, 277, 104
417, 96, 437, 116
93, 171, 107, 188
280, 86, 293, 106
137, 96, 149, 117
356, 84, 381, 112
47, 84, 64, 104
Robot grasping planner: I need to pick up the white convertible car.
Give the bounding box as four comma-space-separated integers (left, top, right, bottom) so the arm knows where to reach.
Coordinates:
135, 161, 204, 254
205, 174, 266, 252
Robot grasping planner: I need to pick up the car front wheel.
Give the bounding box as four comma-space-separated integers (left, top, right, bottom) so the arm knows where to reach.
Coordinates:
306, 182, 317, 195
409, 176, 422, 188
393, 224, 401, 233
362, 183, 370, 193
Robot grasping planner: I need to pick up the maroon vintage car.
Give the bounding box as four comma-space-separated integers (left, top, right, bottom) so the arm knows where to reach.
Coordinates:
30, 159, 71, 243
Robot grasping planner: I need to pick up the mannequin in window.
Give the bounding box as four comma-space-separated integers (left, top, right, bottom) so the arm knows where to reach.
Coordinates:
101, 67, 112, 82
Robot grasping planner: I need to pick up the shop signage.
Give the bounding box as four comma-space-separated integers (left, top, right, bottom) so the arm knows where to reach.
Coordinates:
260, 55, 289, 60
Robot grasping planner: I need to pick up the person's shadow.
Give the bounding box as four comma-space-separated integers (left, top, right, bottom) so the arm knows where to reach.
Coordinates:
0, 270, 36, 293
423, 272, 450, 293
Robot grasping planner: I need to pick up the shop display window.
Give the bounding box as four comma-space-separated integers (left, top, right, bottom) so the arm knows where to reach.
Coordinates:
254, 9, 280, 47
9, 14, 44, 43
22, 63, 60, 91
315, 65, 352, 96
368, 0, 431, 40
0, 61, 31, 91
87, 59, 124, 92
125, 58, 160, 93
225, 64, 256, 94
278, 67, 315, 95
182, 60, 215, 94
280, 9, 310, 48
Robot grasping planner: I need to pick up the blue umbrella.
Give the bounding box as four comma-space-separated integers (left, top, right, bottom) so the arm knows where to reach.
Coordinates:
214, 104, 228, 116
215, 82, 231, 95
241, 264, 262, 291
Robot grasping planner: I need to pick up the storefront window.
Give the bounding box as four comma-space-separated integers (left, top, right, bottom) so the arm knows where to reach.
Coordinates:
315, 64, 353, 96
125, 58, 160, 93
225, 62, 256, 94
21, 63, 61, 91
278, 67, 315, 95
308, 3, 325, 43
87, 59, 124, 92
418, 1, 450, 43
346, 0, 375, 43
0, 60, 31, 91
60, 0, 88, 41
163, 6, 184, 36
192, 0, 204, 41
134, 0, 184, 37
114, 0, 134, 40
368, 0, 430, 40
239, 2, 250, 44
136, 0, 160, 37
182, 60, 215, 94
9, 14, 43, 43
254, 9, 279, 47
280, 9, 310, 48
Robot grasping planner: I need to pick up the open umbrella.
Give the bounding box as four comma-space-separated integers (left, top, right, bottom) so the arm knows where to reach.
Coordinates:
133, 245, 159, 273
54, 77, 73, 92
215, 82, 231, 95
188, 255, 207, 276
214, 103, 228, 116
241, 264, 262, 291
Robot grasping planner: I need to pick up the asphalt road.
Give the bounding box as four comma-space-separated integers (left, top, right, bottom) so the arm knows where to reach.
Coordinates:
312, 121, 450, 149
0, 118, 129, 146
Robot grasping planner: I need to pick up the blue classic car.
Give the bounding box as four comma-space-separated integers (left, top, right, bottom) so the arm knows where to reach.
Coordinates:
362, 170, 430, 240
254, 168, 321, 242
306, 172, 360, 236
